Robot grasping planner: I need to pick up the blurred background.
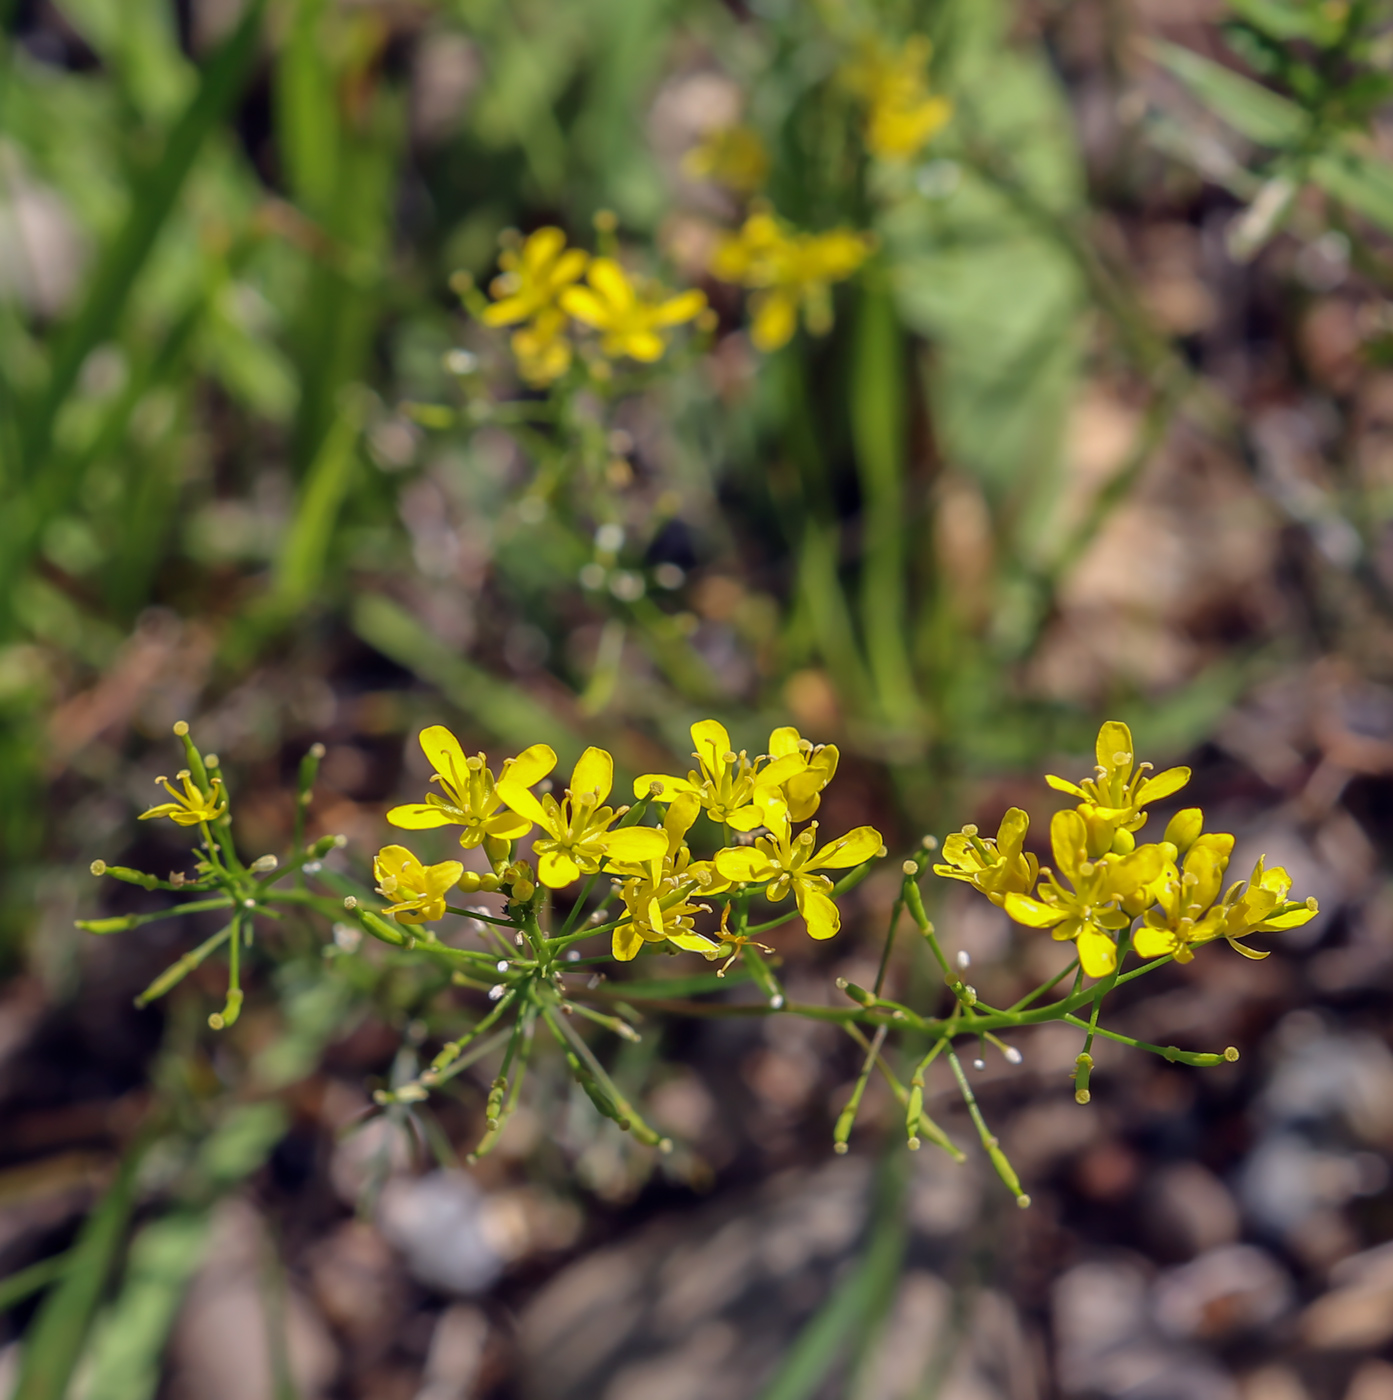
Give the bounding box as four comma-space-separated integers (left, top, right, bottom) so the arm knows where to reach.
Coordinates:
3, 0, 1393, 1397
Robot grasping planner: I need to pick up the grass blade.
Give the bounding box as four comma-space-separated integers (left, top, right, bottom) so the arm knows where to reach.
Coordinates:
15, 0, 266, 481
13, 1134, 150, 1400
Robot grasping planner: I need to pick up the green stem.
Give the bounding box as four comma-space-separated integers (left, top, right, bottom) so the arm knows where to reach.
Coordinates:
947, 1048, 1030, 1208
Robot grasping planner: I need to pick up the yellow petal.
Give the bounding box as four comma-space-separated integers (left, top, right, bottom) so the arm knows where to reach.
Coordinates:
1045, 775, 1085, 797
612, 922, 644, 961
1095, 721, 1134, 776
482, 809, 532, 840
1133, 925, 1182, 960
1136, 767, 1191, 805
667, 930, 719, 955
522, 226, 566, 270
560, 286, 610, 327
810, 825, 883, 870
714, 847, 774, 882
1001, 893, 1068, 929
571, 746, 614, 805
690, 720, 733, 776
537, 849, 583, 888
751, 291, 797, 352
768, 726, 802, 758
726, 805, 768, 833
618, 330, 666, 362
387, 803, 456, 830
552, 247, 590, 286
633, 773, 698, 801
1049, 809, 1090, 886
796, 885, 841, 940
506, 743, 557, 789
1077, 927, 1118, 978
602, 828, 669, 864
586, 258, 634, 312
663, 791, 702, 846
653, 288, 706, 326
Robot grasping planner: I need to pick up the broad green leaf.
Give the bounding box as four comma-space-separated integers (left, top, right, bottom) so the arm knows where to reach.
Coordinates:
1152, 40, 1305, 147
884, 0, 1085, 518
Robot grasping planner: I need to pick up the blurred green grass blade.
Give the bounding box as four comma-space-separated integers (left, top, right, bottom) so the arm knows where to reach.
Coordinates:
755, 1157, 907, 1400
15, 0, 267, 481
81, 1213, 211, 1400
851, 278, 919, 731
1311, 146, 1393, 234
275, 0, 338, 216
272, 392, 365, 611
1151, 40, 1304, 147
351, 593, 585, 763
13, 1136, 150, 1400
0, 1253, 70, 1313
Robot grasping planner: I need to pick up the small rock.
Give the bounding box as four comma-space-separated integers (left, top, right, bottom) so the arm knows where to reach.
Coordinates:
1144, 1161, 1241, 1258
377, 1172, 505, 1297
414, 1305, 489, 1400
1152, 1245, 1293, 1339
1344, 1359, 1393, 1400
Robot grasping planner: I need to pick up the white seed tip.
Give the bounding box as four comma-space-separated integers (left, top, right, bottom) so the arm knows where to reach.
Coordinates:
1004, 1047, 1023, 1066
488, 984, 505, 1001
769, 994, 785, 1009
90, 860, 106, 876
496, 960, 510, 972
956, 950, 971, 969
1016, 1195, 1032, 1210
907, 1136, 921, 1151
309, 742, 326, 758
173, 721, 189, 736
921, 834, 939, 850
902, 860, 919, 875
833, 1141, 849, 1155
1075, 1089, 1091, 1105
973, 1058, 986, 1071
208, 1013, 224, 1030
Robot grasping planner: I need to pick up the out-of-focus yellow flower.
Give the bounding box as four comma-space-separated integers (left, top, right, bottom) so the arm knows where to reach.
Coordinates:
387, 726, 535, 849
714, 800, 885, 940
140, 770, 227, 827
560, 258, 706, 364
683, 124, 769, 193
497, 744, 668, 888
1131, 839, 1231, 962
479, 227, 589, 386
933, 808, 1039, 907
636, 719, 803, 831
841, 36, 952, 161
609, 793, 729, 961
1047, 721, 1191, 857
1002, 809, 1165, 978
483, 227, 589, 325
710, 211, 873, 352
374, 845, 463, 924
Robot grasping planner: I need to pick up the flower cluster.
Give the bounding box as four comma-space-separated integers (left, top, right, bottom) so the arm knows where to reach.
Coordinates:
379, 719, 883, 962
469, 225, 706, 386
711, 210, 875, 352
841, 35, 952, 161
936, 721, 1319, 978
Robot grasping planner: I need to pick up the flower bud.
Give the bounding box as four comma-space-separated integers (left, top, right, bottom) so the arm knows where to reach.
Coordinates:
250, 855, 278, 873
1163, 808, 1204, 856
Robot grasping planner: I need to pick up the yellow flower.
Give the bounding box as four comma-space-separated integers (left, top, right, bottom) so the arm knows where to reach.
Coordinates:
842, 36, 952, 160
1132, 839, 1232, 963
482, 227, 589, 328
762, 726, 839, 822
714, 801, 885, 940
1212, 857, 1318, 959
933, 808, 1039, 906
480, 228, 589, 387
559, 258, 706, 364
139, 770, 227, 827
1002, 809, 1165, 978
609, 793, 729, 961
509, 309, 573, 386
496, 745, 668, 888
710, 211, 873, 352
1046, 720, 1191, 857
374, 845, 463, 924
387, 726, 536, 849
636, 720, 800, 831
682, 124, 769, 193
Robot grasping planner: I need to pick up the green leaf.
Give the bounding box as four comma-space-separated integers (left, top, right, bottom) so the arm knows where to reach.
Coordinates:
81, 1214, 212, 1400
13, 1137, 149, 1400
350, 593, 587, 764
886, 0, 1086, 512
1151, 40, 1305, 147
1311, 145, 1393, 235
